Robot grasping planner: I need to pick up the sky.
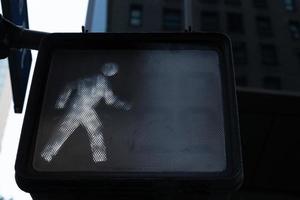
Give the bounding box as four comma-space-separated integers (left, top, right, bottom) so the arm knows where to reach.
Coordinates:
0, 1, 89, 199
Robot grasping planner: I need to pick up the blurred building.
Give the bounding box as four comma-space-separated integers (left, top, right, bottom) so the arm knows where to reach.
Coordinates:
192, 0, 300, 91
0, 60, 11, 152
102, 0, 300, 92
107, 0, 184, 32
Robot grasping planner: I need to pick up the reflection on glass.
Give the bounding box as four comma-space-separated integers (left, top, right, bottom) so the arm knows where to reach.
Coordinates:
40, 63, 131, 162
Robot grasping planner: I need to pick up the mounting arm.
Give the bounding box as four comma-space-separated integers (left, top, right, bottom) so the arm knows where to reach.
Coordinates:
0, 14, 48, 58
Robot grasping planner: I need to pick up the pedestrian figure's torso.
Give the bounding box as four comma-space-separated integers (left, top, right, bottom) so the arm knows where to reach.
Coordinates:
70, 75, 108, 112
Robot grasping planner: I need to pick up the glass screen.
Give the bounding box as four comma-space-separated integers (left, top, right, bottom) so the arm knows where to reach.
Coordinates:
33, 49, 226, 172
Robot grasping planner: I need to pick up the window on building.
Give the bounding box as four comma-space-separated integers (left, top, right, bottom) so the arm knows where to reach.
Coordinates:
236, 76, 248, 87
261, 44, 278, 65
199, 0, 219, 4
163, 8, 182, 31
232, 41, 248, 65
200, 11, 220, 32
253, 0, 268, 8
282, 0, 296, 11
227, 13, 244, 34
256, 16, 273, 37
289, 21, 300, 39
263, 76, 282, 90
129, 4, 143, 27
225, 0, 242, 6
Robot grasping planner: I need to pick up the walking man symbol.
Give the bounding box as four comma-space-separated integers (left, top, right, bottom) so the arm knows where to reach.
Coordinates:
41, 63, 131, 163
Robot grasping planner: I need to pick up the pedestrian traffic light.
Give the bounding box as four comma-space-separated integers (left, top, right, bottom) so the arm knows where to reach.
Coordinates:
15, 33, 243, 199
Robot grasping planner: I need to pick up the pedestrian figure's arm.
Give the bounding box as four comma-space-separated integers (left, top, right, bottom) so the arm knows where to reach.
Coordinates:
104, 90, 131, 111
55, 83, 74, 109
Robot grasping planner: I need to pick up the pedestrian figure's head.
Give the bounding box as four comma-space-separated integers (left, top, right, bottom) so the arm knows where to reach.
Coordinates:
101, 62, 119, 77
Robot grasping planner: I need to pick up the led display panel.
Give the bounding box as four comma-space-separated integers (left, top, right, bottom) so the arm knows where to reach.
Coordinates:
33, 49, 226, 172
15, 33, 242, 195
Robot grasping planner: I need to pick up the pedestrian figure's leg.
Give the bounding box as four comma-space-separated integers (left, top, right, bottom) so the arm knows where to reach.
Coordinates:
82, 110, 107, 162
41, 114, 80, 162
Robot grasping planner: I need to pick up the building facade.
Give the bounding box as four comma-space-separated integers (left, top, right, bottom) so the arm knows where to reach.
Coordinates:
107, 0, 184, 32
192, 0, 300, 91
106, 0, 300, 92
